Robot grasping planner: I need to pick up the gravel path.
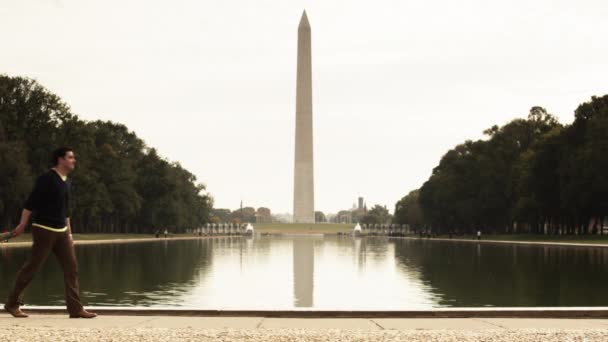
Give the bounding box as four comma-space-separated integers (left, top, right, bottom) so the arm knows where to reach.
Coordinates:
2, 327, 607, 341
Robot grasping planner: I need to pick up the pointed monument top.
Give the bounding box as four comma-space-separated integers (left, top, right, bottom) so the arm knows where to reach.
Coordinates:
299, 10, 310, 29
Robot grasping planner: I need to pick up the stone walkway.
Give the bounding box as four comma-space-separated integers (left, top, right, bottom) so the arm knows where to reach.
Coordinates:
1, 315, 608, 341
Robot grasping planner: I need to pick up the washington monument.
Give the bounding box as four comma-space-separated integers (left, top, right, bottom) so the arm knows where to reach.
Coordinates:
293, 10, 315, 224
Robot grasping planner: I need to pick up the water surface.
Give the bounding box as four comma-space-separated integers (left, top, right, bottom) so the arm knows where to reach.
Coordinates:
1, 236, 607, 308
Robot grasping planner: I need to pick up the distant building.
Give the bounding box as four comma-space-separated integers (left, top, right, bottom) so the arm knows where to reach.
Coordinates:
330, 196, 368, 224
336, 210, 352, 224
272, 213, 294, 223
351, 207, 367, 223
255, 207, 272, 223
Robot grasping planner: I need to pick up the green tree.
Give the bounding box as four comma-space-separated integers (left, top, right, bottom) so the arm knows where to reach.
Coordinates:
418, 107, 560, 234
315, 211, 326, 223
394, 189, 424, 231
410, 99, 607, 236
0, 140, 32, 228
0, 75, 212, 233
361, 205, 392, 225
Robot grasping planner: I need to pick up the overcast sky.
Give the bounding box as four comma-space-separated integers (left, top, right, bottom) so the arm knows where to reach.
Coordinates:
2, 0, 607, 214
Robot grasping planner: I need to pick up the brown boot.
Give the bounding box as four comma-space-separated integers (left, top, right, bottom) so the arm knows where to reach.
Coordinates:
4, 304, 28, 318
69, 309, 97, 319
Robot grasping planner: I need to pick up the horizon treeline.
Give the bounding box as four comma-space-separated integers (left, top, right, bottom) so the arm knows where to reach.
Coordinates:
395, 95, 608, 235
0, 75, 212, 233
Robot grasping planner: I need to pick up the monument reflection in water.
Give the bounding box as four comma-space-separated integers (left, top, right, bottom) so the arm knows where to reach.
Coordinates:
293, 237, 315, 307
2, 236, 608, 308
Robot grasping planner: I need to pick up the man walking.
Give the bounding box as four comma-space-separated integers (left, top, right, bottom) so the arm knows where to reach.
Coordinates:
4, 147, 96, 319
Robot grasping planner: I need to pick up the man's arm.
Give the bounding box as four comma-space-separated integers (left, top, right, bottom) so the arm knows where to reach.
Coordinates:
13, 209, 32, 236
14, 173, 53, 237
66, 179, 72, 237
15, 174, 47, 236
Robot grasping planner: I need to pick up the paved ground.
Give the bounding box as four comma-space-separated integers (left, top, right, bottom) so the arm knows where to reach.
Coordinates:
1, 314, 608, 341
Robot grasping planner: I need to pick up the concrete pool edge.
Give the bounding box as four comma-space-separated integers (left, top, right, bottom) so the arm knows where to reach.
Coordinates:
17, 307, 608, 318
0, 235, 231, 249
4, 234, 608, 249
397, 236, 608, 248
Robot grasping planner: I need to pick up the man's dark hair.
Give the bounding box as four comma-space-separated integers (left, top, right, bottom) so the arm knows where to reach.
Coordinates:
51, 147, 73, 166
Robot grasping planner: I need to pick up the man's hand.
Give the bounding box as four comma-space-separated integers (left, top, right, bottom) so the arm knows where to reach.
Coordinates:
13, 223, 26, 237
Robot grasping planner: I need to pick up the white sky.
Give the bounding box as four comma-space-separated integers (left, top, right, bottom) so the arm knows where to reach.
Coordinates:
2, 0, 607, 214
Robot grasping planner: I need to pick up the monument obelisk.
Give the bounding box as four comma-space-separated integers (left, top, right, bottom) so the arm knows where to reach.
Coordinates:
293, 10, 315, 224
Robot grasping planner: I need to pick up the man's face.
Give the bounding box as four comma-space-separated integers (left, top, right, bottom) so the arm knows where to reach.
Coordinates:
59, 151, 76, 172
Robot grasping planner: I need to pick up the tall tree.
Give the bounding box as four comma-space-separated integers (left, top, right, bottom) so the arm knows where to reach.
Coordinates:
394, 189, 424, 231
361, 205, 392, 225
0, 75, 212, 233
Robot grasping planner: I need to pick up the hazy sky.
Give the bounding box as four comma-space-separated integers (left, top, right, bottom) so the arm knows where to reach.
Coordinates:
2, 0, 607, 214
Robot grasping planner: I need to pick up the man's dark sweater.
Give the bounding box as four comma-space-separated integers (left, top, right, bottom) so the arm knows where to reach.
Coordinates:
24, 169, 71, 229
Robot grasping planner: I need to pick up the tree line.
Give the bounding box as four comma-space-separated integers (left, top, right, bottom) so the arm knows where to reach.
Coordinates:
209, 207, 272, 224
0, 75, 212, 234
395, 96, 608, 235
